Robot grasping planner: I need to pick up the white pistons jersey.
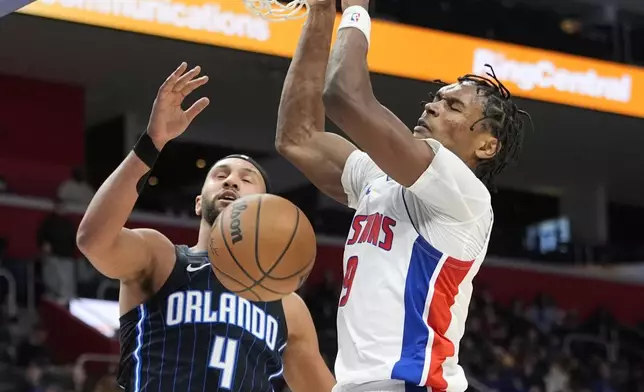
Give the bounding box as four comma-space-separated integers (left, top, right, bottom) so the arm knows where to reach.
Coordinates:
333, 139, 493, 392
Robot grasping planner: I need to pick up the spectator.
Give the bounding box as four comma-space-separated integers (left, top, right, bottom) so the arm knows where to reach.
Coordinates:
544, 361, 570, 392
16, 324, 50, 368
0, 309, 14, 364
36, 199, 77, 302
22, 357, 48, 392
526, 294, 565, 333
71, 363, 89, 392
57, 167, 94, 207
591, 362, 617, 392
0, 175, 7, 193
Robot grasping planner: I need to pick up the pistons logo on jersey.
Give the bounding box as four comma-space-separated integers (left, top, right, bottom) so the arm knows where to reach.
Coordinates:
346, 213, 396, 251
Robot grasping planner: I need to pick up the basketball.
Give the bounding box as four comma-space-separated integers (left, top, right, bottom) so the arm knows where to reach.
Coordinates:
208, 194, 317, 302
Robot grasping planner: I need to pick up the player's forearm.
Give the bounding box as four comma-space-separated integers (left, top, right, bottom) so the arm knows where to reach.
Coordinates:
324, 21, 431, 186
324, 26, 374, 117
275, 5, 335, 150
76, 151, 151, 255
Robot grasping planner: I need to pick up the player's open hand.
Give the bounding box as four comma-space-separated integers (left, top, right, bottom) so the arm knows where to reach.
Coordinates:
341, 0, 369, 11
147, 62, 210, 150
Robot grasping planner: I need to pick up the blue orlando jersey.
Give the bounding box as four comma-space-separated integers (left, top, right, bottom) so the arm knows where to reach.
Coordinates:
117, 245, 288, 392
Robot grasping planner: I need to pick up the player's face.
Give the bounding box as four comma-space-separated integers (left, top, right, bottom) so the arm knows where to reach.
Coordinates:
195, 158, 267, 225
413, 83, 499, 164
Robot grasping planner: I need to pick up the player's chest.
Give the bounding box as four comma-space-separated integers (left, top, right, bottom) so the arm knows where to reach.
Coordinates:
347, 178, 417, 252
354, 176, 401, 210
160, 287, 285, 348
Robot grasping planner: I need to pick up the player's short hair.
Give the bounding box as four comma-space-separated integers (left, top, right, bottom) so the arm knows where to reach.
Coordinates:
431, 64, 532, 191
213, 154, 272, 193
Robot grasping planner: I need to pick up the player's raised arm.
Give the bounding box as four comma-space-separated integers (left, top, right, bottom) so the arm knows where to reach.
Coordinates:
324, 1, 435, 187
76, 63, 210, 281
282, 293, 336, 392
275, 0, 358, 205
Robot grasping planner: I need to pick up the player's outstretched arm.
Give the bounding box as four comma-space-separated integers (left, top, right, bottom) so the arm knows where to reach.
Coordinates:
275, 0, 357, 206
324, 1, 435, 187
77, 63, 209, 281
282, 293, 336, 392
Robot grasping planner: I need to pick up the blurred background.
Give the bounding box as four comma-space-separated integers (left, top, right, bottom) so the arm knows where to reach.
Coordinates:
0, 0, 643, 391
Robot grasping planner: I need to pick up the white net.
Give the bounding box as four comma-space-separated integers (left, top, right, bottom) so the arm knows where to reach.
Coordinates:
243, 0, 310, 22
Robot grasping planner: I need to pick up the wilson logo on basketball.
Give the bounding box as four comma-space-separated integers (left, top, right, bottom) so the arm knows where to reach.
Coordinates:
230, 200, 248, 244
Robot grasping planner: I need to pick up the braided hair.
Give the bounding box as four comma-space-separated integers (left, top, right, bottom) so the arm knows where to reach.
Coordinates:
429, 64, 532, 191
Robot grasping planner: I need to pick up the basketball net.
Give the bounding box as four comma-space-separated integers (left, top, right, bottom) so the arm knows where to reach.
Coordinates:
243, 0, 310, 22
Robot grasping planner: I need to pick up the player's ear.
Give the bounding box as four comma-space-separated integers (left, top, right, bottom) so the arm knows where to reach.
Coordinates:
475, 135, 498, 161
195, 195, 202, 217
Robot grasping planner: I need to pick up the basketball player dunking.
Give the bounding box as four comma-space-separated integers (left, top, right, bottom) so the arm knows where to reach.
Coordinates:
77, 64, 335, 392
276, 1, 530, 391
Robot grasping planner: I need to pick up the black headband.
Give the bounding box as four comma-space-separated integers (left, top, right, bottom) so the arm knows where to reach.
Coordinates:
221, 154, 272, 193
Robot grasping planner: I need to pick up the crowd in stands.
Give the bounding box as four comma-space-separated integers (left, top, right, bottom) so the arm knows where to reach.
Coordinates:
0, 308, 121, 392
299, 280, 644, 392
1, 211, 644, 392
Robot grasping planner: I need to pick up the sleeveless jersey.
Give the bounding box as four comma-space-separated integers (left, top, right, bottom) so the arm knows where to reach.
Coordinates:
333, 139, 494, 392
117, 245, 288, 392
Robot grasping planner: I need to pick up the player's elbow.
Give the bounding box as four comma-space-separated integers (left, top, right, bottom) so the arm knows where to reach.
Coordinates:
76, 214, 105, 251
76, 224, 96, 257
76, 233, 106, 274
276, 138, 309, 172
76, 233, 126, 280
275, 125, 313, 157
275, 134, 296, 159
76, 224, 110, 267
275, 113, 303, 153
274, 132, 290, 153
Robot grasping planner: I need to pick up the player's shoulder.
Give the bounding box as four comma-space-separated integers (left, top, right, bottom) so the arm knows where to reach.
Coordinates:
282, 292, 307, 314
424, 139, 489, 192
282, 293, 315, 341
408, 139, 491, 208
282, 293, 310, 325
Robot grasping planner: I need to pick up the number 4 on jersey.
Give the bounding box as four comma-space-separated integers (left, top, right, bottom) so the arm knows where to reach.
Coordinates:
208, 336, 239, 389
339, 256, 359, 307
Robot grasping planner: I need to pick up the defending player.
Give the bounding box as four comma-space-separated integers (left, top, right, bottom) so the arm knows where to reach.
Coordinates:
77, 63, 335, 392
275, 1, 529, 391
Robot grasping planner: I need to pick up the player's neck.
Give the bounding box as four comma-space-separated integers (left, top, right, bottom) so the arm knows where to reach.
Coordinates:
193, 219, 212, 253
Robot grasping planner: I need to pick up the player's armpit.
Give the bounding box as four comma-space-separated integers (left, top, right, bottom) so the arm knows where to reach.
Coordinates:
278, 132, 357, 205
282, 293, 336, 392
325, 28, 435, 187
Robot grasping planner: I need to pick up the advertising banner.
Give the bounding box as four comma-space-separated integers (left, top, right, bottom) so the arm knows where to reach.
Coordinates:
18, 0, 644, 118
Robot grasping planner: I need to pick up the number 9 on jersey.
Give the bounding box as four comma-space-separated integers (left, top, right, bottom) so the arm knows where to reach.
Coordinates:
339, 256, 359, 307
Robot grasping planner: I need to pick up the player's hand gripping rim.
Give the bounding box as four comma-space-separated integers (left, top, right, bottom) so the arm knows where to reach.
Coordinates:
146, 62, 210, 150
